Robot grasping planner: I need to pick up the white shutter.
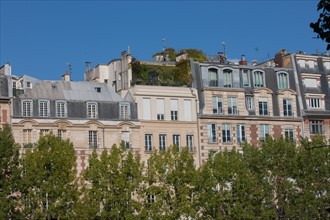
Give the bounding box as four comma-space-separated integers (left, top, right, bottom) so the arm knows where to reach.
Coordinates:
170, 99, 178, 111
143, 98, 151, 120
184, 100, 192, 121
156, 99, 164, 114
304, 78, 317, 87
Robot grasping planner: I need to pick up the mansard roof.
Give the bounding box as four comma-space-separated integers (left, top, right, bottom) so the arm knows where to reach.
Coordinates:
19, 81, 124, 102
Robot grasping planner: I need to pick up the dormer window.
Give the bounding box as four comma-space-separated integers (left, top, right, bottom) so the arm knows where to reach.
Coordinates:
277, 72, 289, 89
253, 70, 265, 87
95, 87, 101, 92
120, 103, 130, 120
223, 69, 232, 88
22, 100, 33, 117
39, 100, 50, 117
87, 102, 98, 119
208, 68, 218, 87
308, 60, 315, 69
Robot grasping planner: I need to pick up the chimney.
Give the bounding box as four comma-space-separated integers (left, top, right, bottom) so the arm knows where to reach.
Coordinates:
251, 60, 258, 66
62, 71, 70, 81
239, 54, 248, 65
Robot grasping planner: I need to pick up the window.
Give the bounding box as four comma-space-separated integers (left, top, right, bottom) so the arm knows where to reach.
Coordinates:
304, 78, 318, 87
145, 134, 153, 152
228, 96, 238, 115
147, 194, 155, 205
222, 124, 231, 143
26, 81, 32, 88
40, 129, 49, 136
173, 134, 180, 147
237, 124, 246, 143
87, 102, 97, 119
212, 96, 222, 114
284, 128, 294, 142
283, 99, 293, 116
157, 99, 165, 120
186, 135, 194, 152
308, 98, 321, 109
207, 124, 217, 143
208, 68, 218, 87
184, 100, 192, 121
242, 70, 250, 87
95, 87, 101, 92
246, 96, 254, 110
278, 72, 289, 89
121, 131, 130, 149
258, 98, 268, 116
170, 99, 178, 120
310, 120, 323, 134
57, 130, 66, 139
298, 60, 305, 68
23, 129, 32, 145
143, 98, 151, 120
260, 124, 269, 142
56, 101, 66, 118
22, 100, 32, 117
159, 134, 166, 151
88, 131, 98, 148
253, 71, 265, 87
223, 69, 232, 88
39, 101, 49, 117
308, 60, 315, 69
120, 103, 130, 119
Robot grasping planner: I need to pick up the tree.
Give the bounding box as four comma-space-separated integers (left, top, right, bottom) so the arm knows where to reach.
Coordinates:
21, 134, 79, 219
141, 146, 197, 219
310, 0, 330, 50
82, 144, 144, 219
0, 124, 22, 219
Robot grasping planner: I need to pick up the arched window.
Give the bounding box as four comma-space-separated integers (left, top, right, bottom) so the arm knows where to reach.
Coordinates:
208, 68, 218, 87
253, 70, 265, 87
277, 72, 289, 89
223, 69, 232, 88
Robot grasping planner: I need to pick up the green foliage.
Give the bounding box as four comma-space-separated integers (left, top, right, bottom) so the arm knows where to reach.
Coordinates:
141, 146, 196, 219
0, 124, 22, 219
181, 48, 207, 62
82, 144, 144, 219
21, 134, 79, 219
310, 0, 330, 50
152, 48, 176, 61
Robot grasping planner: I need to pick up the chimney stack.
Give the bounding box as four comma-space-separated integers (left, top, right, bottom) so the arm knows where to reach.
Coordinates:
239, 54, 248, 65
62, 71, 70, 81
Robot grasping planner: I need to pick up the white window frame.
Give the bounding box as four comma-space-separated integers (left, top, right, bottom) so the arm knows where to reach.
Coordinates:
22, 100, 33, 117
212, 96, 223, 114
258, 98, 268, 116
157, 99, 165, 120
173, 134, 180, 147
184, 100, 192, 121
170, 99, 178, 120
120, 102, 130, 120
208, 68, 218, 87
143, 98, 151, 120
277, 72, 289, 89
246, 96, 254, 110
284, 127, 294, 142
57, 129, 66, 139
88, 130, 98, 148
283, 99, 293, 116
308, 98, 321, 109
87, 102, 98, 119
186, 135, 194, 152
39, 100, 50, 117
23, 129, 32, 145
242, 69, 250, 87
260, 124, 269, 141
159, 134, 166, 151
253, 70, 265, 87
145, 134, 153, 152
228, 96, 238, 115
207, 124, 217, 143
223, 69, 232, 88
310, 120, 323, 134
121, 131, 130, 149
222, 124, 231, 144
236, 124, 246, 143
56, 100, 67, 118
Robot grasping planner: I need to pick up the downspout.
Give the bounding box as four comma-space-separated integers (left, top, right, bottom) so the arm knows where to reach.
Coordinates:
191, 88, 201, 168
291, 54, 305, 138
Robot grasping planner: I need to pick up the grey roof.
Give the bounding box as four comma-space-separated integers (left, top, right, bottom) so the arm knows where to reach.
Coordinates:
20, 81, 124, 102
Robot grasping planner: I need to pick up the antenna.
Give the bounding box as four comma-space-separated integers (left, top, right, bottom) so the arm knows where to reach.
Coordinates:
162, 37, 166, 52
66, 62, 72, 75
222, 41, 226, 58
255, 47, 259, 60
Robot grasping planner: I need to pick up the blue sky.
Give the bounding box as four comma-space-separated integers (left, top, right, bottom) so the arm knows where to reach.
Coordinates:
0, 0, 327, 81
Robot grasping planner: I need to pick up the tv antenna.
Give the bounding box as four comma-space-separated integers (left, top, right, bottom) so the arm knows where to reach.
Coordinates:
222, 41, 226, 58
162, 37, 166, 52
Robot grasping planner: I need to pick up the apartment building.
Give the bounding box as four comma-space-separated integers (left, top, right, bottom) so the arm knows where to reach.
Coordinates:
191, 56, 302, 163
11, 77, 140, 173
268, 50, 330, 140
127, 85, 200, 166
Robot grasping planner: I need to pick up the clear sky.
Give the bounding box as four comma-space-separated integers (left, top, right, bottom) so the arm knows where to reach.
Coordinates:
0, 0, 327, 81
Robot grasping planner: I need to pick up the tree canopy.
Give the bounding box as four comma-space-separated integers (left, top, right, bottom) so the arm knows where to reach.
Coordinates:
310, 0, 330, 50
